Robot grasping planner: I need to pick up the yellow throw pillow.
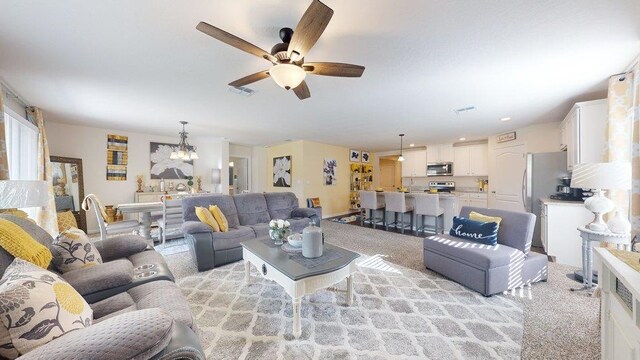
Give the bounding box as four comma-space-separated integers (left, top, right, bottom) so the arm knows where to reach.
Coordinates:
209, 205, 229, 232
0, 219, 52, 269
469, 211, 503, 225
195, 206, 220, 232
57, 211, 78, 232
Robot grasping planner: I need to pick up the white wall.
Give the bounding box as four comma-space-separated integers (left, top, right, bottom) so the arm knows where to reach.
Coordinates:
45, 121, 228, 233
251, 146, 268, 193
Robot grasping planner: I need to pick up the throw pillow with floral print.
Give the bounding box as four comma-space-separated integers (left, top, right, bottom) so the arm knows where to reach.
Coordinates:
51, 227, 103, 273
0, 258, 92, 358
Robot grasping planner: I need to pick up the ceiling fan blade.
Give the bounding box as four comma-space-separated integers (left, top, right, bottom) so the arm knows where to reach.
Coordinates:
196, 22, 277, 63
228, 70, 270, 87
287, 1, 334, 62
303, 62, 365, 77
292, 81, 311, 100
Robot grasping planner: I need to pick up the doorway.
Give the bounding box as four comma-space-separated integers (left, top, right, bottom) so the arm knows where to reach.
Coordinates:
229, 156, 249, 195
379, 156, 401, 191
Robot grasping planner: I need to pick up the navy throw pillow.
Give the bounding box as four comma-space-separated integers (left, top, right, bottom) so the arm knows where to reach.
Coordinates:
449, 216, 499, 245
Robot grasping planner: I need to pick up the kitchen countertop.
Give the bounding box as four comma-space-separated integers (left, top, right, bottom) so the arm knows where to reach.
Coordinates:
540, 197, 584, 206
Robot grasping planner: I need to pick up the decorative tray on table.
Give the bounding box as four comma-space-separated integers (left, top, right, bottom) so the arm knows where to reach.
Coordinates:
282, 243, 302, 253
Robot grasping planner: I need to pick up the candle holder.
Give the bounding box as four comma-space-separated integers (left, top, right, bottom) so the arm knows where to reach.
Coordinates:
136, 175, 144, 192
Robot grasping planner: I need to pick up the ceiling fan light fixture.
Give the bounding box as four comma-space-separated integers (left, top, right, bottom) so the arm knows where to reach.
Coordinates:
269, 63, 306, 90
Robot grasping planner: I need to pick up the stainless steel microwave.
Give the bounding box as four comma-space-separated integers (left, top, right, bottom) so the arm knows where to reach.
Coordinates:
427, 162, 453, 176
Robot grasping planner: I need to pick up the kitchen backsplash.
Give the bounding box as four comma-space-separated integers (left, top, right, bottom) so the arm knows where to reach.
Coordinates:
402, 176, 488, 190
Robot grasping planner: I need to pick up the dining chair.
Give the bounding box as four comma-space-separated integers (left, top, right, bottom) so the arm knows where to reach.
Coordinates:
82, 194, 140, 240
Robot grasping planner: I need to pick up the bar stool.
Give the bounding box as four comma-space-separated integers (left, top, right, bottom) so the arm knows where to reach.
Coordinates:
384, 192, 414, 234
359, 190, 385, 228
414, 193, 445, 235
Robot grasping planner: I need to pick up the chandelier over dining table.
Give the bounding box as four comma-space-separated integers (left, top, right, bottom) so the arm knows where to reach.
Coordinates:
170, 121, 199, 160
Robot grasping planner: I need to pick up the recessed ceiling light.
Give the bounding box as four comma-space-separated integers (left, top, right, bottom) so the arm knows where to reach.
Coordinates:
500, 117, 512, 122
409, 143, 415, 147
459, 137, 466, 141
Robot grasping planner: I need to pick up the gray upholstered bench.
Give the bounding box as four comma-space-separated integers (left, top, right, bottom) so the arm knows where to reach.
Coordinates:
423, 206, 548, 296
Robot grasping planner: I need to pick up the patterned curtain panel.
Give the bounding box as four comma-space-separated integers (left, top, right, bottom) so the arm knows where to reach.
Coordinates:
0, 90, 8, 180
605, 59, 640, 234
27, 107, 58, 236
632, 62, 640, 233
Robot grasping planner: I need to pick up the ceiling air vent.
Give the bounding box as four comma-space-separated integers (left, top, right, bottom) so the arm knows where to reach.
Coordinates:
228, 86, 257, 97
454, 106, 476, 115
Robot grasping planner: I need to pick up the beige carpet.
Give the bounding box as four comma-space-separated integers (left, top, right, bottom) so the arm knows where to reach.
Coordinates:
161, 220, 600, 360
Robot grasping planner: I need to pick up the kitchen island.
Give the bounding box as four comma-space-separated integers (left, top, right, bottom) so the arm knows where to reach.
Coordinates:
368, 192, 458, 233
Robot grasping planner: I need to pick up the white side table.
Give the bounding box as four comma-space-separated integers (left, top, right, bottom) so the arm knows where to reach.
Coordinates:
571, 226, 630, 295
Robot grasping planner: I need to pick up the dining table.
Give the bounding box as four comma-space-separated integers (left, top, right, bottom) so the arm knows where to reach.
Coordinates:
116, 201, 163, 243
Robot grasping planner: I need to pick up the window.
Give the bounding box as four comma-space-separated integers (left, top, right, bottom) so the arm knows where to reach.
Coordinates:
3, 107, 38, 181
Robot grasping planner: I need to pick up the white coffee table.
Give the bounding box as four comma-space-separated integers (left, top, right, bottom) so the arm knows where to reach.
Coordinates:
241, 238, 360, 337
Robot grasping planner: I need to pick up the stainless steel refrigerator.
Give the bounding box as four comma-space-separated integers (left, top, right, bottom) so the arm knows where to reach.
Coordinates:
524, 152, 568, 248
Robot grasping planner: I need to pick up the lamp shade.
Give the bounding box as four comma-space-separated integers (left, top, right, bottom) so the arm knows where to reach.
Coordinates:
269, 64, 306, 90
570, 162, 632, 190
0, 180, 48, 209
211, 169, 221, 185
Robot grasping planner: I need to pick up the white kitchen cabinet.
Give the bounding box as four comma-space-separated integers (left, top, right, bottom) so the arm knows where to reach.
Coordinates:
401, 149, 427, 177
561, 99, 607, 171
455, 192, 487, 211
453, 144, 488, 176
541, 199, 594, 267
427, 144, 454, 163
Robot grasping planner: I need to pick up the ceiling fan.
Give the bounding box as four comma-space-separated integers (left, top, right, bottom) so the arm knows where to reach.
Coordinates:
196, 0, 365, 100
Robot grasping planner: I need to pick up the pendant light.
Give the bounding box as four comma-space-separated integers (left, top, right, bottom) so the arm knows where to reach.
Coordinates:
398, 134, 405, 162
169, 121, 198, 160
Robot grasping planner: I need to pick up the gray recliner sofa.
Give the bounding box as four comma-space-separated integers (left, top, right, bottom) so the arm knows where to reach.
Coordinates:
423, 206, 548, 296
0, 215, 204, 359
182, 192, 319, 271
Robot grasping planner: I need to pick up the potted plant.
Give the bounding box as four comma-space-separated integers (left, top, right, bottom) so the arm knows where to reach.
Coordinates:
184, 176, 194, 192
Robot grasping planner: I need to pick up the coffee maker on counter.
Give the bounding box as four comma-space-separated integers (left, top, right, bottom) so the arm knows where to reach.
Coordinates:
550, 176, 589, 201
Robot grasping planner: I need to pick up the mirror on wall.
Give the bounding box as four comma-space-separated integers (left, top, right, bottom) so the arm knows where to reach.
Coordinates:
50, 156, 86, 232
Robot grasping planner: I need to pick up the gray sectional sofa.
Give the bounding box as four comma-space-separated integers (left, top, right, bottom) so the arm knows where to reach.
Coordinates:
182, 192, 319, 271
0, 214, 204, 360
423, 206, 548, 296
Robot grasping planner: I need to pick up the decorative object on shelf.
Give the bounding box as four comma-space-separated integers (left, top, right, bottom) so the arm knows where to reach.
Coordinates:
302, 221, 323, 258
168, 181, 175, 191
195, 176, 202, 192
570, 162, 631, 232
397, 134, 405, 162
184, 176, 194, 189
607, 208, 631, 234
159, 178, 165, 192
349, 149, 360, 162
150, 141, 194, 179
136, 175, 144, 192
323, 158, 337, 185
169, 121, 198, 161
273, 156, 291, 187
104, 205, 117, 223
361, 151, 370, 163
175, 183, 187, 192
106, 134, 128, 181
496, 131, 517, 143
269, 219, 290, 245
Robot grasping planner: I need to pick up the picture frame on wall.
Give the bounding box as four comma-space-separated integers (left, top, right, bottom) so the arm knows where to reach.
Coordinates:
323, 158, 337, 185
349, 149, 360, 162
273, 155, 292, 187
361, 151, 370, 163
149, 142, 194, 179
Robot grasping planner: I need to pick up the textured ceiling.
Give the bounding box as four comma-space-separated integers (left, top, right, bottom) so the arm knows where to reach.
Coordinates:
0, 0, 638, 151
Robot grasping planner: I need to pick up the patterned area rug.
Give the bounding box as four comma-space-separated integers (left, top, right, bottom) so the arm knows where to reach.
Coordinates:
178, 254, 524, 359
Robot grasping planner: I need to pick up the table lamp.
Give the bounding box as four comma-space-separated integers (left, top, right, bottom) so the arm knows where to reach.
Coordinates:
570, 162, 631, 232
0, 180, 49, 219
211, 169, 221, 193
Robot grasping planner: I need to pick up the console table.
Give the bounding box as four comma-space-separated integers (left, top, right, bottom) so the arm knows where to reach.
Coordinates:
595, 248, 640, 359
571, 226, 630, 295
